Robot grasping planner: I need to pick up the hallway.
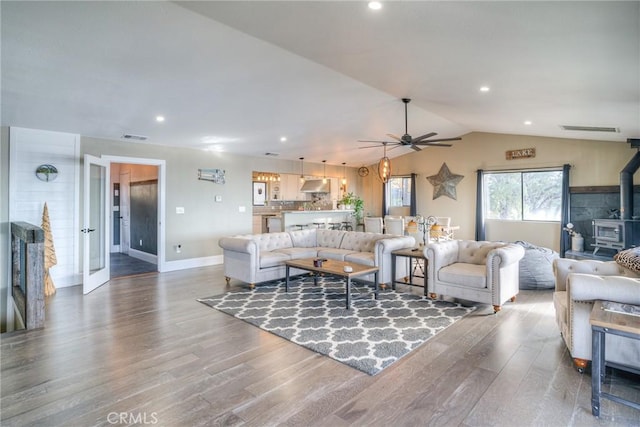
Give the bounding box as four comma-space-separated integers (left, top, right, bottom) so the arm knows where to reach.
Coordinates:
110, 252, 156, 278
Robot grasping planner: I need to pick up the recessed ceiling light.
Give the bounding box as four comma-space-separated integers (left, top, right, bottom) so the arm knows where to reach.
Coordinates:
156, 115, 165, 122
524, 120, 532, 125
280, 136, 287, 142
368, 2, 382, 10
479, 86, 490, 92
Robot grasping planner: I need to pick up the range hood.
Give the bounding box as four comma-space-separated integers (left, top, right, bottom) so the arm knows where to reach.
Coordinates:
300, 179, 330, 193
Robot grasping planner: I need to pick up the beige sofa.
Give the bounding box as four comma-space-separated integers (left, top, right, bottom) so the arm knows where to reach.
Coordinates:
219, 228, 415, 287
553, 258, 640, 372
425, 240, 525, 313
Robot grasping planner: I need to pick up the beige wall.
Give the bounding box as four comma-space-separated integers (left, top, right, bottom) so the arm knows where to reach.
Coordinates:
361, 132, 637, 251
1, 128, 9, 332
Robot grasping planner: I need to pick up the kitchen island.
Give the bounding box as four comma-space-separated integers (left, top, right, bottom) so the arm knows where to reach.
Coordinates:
282, 209, 354, 231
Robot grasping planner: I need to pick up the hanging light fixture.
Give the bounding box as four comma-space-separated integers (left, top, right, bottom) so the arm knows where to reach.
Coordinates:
299, 157, 305, 183
377, 142, 392, 183
322, 160, 327, 184
341, 162, 347, 190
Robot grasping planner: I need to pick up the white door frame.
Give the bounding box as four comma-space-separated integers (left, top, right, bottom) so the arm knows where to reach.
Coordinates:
102, 155, 166, 272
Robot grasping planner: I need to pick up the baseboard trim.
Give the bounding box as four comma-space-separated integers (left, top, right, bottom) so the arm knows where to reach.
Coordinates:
128, 248, 157, 264
162, 255, 223, 272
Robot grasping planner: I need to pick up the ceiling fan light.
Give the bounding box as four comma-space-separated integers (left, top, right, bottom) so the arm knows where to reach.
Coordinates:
378, 156, 391, 183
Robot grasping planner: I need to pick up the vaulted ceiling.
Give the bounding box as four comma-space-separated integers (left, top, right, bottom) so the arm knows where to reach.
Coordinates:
2, 1, 638, 166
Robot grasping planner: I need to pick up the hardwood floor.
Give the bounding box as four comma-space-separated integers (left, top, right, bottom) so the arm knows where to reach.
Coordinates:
1, 265, 639, 426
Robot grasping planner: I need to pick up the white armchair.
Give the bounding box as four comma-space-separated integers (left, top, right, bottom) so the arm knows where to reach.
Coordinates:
425, 240, 525, 313
553, 258, 640, 372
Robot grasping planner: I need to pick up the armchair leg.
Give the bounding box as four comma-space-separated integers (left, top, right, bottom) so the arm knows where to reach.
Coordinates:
225, 276, 231, 285
380, 283, 387, 290
249, 283, 256, 289
573, 358, 588, 373
429, 293, 437, 300
510, 296, 516, 302
493, 305, 501, 314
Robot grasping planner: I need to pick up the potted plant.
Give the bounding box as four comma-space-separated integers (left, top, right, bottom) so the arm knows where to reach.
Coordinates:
340, 192, 364, 224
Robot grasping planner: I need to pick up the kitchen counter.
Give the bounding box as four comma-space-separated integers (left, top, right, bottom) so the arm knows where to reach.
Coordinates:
282, 210, 354, 230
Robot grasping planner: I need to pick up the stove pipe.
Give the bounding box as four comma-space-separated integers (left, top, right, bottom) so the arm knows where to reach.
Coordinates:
620, 141, 640, 220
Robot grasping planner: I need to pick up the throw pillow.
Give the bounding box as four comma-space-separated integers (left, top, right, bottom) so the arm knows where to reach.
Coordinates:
614, 247, 640, 274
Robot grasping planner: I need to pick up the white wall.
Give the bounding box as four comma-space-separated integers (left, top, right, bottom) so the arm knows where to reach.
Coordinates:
9, 127, 80, 287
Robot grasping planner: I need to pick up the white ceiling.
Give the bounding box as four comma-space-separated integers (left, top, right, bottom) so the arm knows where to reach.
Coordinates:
2, 1, 639, 166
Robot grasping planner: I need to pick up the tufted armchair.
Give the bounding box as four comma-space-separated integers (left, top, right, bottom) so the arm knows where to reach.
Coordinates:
425, 240, 525, 313
552, 258, 640, 372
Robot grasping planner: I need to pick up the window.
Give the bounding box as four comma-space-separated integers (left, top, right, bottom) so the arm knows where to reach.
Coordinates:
483, 170, 562, 221
388, 176, 412, 207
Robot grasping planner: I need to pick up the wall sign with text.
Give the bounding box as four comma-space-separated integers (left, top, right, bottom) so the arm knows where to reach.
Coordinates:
506, 148, 536, 160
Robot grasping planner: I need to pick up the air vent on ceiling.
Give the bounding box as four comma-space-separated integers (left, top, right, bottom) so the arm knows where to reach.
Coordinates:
121, 133, 148, 141
560, 125, 619, 133
265, 152, 279, 156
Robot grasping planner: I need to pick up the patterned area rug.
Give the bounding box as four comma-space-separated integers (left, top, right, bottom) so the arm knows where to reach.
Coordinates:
198, 276, 476, 375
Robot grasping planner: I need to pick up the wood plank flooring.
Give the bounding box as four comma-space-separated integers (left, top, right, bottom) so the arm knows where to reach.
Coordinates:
1, 265, 639, 426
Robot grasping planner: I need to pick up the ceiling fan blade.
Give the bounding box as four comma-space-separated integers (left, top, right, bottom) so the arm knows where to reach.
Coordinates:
387, 144, 403, 151
386, 133, 402, 142
358, 145, 386, 149
411, 132, 437, 143
358, 139, 393, 144
410, 144, 422, 152
414, 137, 462, 144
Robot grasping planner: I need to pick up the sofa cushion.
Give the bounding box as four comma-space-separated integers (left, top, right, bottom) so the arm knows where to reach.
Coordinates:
340, 231, 385, 252
316, 229, 346, 249
253, 232, 293, 252
274, 247, 318, 260
457, 241, 503, 265
438, 263, 487, 288
260, 251, 291, 268
317, 248, 358, 261
614, 247, 640, 274
289, 228, 317, 248
344, 251, 375, 266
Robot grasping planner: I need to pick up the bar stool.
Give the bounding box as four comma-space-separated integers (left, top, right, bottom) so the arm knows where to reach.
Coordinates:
312, 221, 326, 229
329, 222, 342, 230
293, 224, 308, 230
340, 221, 353, 231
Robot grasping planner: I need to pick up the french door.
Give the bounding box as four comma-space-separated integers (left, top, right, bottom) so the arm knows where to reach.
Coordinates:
82, 155, 110, 294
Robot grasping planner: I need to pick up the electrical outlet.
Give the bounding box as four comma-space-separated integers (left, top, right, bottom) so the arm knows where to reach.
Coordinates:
139, 239, 143, 246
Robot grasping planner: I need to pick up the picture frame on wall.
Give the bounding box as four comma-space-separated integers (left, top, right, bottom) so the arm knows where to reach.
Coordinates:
253, 182, 266, 206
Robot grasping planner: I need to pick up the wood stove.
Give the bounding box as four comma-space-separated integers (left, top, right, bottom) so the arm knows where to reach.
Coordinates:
592, 219, 640, 254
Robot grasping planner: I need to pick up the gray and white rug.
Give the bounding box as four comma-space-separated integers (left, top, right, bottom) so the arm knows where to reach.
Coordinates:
198, 276, 476, 375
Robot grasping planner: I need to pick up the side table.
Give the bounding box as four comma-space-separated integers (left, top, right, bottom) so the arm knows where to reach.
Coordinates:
590, 300, 640, 417
391, 247, 428, 296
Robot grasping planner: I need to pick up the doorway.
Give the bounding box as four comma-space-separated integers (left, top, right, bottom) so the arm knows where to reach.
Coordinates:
110, 162, 160, 278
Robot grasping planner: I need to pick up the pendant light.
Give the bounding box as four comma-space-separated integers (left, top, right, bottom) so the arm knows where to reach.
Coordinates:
377, 142, 392, 183
341, 162, 347, 191
322, 160, 327, 184
299, 157, 305, 183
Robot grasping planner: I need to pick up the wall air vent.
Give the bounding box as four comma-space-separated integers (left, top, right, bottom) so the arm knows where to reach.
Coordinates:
265, 152, 279, 156
121, 134, 148, 141
560, 125, 619, 133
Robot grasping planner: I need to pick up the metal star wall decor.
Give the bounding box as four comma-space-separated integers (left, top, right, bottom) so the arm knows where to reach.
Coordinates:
427, 163, 464, 200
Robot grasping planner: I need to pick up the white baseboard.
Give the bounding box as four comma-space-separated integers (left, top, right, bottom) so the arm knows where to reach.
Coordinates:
162, 255, 223, 272
128, 248, 157, 264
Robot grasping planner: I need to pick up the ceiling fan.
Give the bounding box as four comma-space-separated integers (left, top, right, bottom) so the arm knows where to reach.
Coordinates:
359, 98, 461, 151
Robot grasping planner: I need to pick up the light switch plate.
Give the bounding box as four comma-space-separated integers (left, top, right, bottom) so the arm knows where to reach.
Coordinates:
215, 195, 222, 202
176, 207, 185, 214
239, 206, 246, 213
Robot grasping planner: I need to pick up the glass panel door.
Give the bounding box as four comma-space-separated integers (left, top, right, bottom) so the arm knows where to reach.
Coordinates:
83, 155, 110, 294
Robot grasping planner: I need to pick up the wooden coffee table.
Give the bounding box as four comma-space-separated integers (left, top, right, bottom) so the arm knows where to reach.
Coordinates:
284, 258, 379, 309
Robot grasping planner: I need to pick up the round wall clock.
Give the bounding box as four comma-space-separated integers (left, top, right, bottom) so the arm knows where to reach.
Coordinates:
35, 164, 58, 182
358, 166, 369, 177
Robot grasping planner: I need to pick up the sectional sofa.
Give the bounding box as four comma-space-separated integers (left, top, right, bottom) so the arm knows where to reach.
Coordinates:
218, 228, 416, 287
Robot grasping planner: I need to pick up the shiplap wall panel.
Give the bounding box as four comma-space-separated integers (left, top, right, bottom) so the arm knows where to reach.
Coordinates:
9, 127, 80, 287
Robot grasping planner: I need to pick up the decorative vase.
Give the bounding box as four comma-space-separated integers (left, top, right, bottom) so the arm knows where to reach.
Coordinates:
572, 234, 584, 252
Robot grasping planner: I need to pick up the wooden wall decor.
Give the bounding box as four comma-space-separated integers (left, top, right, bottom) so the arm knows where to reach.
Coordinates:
506, 148, 536, 160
